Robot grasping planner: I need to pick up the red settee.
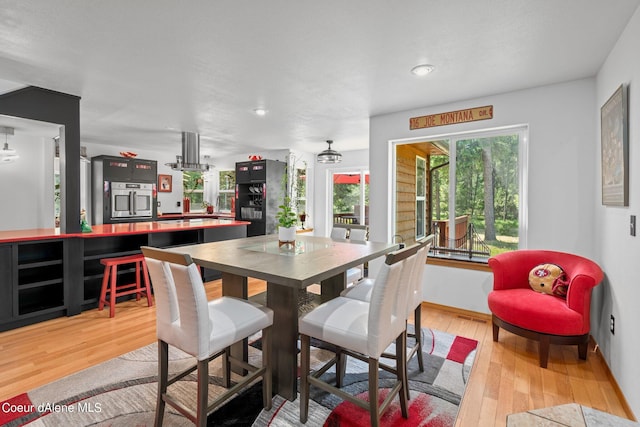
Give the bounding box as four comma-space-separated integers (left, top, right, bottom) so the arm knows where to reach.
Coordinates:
488, 250, 604, 368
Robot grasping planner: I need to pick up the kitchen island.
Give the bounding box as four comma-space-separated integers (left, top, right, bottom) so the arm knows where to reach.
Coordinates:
0, 219, 248, 331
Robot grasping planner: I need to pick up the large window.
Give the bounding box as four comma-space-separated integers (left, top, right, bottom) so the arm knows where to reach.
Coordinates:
183, 171, 204, 210
295, 167, 307, 216
218, 170, 235, 212
395, 126, 526, 261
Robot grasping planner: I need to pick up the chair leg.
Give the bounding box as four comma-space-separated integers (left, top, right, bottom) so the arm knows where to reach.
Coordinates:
222, 348, 231, 388
135, 261, 142, 301
196, 359, 209, 427
109, 265, 117, 318
539, 335, 550, 368
262, 327, 272, 410
414, 305, 424, 372
299, 334, 310, 423
397, 332, 409, 417
98, 264, 109, 311
492, 321, 500, 342
155, 340, 168, 427
141, 259, 153, 307
336, 347, 346, 388
368, 358, 380, 427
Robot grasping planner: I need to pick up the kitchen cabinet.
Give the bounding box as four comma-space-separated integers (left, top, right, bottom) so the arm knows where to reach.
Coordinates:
0, 220, 248, 331
0, 245, 13, 322
235, 159, 286, 236
91, 155, 157, 182
0, 239, 67, 331
91, 155, 158, 224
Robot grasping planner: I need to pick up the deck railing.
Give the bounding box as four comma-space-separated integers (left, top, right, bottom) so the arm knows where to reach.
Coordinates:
431, 220, 491, 259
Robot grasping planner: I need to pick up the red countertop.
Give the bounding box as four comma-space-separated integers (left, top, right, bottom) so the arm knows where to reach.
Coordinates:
0, 219, 250, 243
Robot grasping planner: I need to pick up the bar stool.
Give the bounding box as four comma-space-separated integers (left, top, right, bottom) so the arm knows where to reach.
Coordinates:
99, 253, 153, 317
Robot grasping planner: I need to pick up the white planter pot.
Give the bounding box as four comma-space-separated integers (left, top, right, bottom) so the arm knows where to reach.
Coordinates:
278, 226, 296, 243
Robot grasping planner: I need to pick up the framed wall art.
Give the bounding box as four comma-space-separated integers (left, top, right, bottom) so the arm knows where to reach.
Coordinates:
601, 84, 628, 206
158, 174, 172, 192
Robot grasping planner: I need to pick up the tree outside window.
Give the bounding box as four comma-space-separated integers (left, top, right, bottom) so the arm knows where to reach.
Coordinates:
218, 170, 235, 212
183, 171, 204, 210
396, 127, 524, 261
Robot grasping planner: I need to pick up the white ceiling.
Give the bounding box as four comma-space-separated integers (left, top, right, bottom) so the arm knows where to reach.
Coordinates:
0, 1, 638, 158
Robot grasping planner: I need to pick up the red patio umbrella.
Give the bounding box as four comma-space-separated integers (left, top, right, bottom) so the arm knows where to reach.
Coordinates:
333, 173, 370, 184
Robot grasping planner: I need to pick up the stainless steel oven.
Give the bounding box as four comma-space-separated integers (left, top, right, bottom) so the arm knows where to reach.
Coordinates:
110, 182, 153, 219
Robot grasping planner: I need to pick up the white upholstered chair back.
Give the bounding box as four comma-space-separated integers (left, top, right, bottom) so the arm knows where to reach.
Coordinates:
168, 262, 212, 360
145, 257, 212, 361
409, 237, 433, 311
408, 244, 429, 313
348, 227, 368, 242
366, 254, 414, 357
330, 227, 348, 239
145, 259, 180, 343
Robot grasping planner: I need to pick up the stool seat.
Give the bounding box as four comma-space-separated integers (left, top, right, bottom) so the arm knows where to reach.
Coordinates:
99, 253, 153, 317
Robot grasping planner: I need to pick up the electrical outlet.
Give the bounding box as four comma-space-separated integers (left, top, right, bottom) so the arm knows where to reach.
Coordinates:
177, 201, 181, 207
157, 201, 161, 207
610, 314, 615, 335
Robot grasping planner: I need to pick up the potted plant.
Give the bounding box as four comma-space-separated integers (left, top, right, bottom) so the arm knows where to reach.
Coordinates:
203, 201, 214, 214
276, 196, 297, 244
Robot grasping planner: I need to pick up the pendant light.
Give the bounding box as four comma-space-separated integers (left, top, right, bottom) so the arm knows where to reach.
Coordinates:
316, 140, 342, 164
0, 126, 18, 164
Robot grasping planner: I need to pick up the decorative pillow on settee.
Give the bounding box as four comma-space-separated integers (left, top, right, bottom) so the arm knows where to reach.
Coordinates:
528, 264, 569, 297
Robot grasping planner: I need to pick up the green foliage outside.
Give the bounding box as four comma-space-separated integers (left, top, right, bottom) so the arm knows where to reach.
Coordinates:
430, 134, 520, 257
183, 171, 204, 208
333, 180, 369, 214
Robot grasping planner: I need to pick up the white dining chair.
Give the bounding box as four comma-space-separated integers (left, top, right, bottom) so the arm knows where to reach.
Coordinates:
340, 235, 433, 372
330, 226, 348, 239
345, 226, 368, 285
298, 245, 417, 427
141, 246, 274, 427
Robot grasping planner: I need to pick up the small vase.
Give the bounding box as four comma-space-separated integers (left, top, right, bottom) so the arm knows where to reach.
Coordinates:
278, 226, 296, 246
206, 205, 214, 214
183, 198, 190, 213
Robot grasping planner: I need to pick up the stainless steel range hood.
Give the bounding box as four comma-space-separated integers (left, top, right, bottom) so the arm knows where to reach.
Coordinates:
165, 132, 210, 172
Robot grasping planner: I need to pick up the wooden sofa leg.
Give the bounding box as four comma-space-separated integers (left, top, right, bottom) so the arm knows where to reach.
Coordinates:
538, 335, 550, 368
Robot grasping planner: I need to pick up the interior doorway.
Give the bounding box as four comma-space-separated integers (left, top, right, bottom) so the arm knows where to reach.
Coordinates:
331, 170, 369, 226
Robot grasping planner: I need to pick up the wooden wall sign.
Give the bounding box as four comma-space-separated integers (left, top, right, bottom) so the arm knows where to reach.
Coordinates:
410, 105, 493, 130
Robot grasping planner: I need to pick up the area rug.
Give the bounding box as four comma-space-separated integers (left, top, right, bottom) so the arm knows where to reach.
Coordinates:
0, 327, 477, 427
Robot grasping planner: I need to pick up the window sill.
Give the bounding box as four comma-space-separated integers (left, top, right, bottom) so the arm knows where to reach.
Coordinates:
427, 257, 492, 272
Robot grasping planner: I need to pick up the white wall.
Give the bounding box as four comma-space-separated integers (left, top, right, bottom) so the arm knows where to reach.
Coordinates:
594, 6, 640, 418
0, 134, 55, 231
370, 78, 598, 313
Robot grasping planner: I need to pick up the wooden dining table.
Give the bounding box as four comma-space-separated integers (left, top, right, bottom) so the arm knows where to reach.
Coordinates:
170, 234, 397, 401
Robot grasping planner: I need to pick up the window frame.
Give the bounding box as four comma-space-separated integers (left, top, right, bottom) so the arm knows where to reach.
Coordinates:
183, 170, 205, 211
415, 155, 426, 239
391, 124, 529, 264
217, 169, 235, 213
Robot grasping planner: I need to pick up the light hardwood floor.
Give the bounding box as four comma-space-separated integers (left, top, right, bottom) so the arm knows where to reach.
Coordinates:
0, 278, 634, 426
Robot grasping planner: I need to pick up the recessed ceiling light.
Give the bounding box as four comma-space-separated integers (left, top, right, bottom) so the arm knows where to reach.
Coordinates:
254, 108, 267, 116
411, 64, 435, 76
